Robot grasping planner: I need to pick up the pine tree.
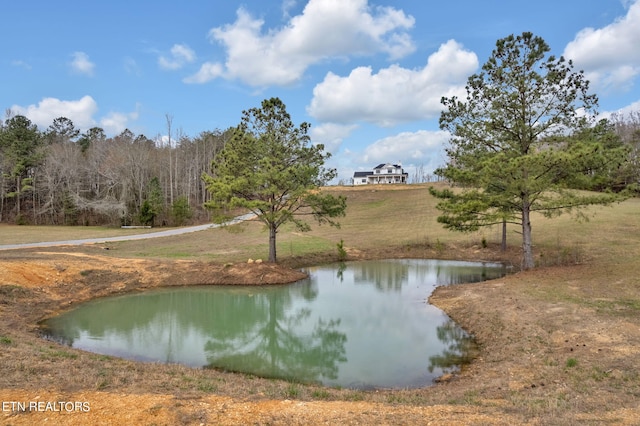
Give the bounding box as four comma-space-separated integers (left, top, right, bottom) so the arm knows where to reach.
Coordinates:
203, 98, 346, 263
435, 33, 629, 269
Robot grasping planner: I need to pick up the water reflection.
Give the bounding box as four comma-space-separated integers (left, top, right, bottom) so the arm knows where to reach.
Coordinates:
40, 259, 507, 389
352, 260, 409, 291
429, 319, 479, 373
203, 286, 347, 383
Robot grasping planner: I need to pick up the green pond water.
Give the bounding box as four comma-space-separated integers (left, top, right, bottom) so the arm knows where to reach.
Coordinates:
40, 259, 508, 389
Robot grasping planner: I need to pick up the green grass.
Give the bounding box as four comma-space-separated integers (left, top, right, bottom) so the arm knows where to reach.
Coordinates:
196, 380, 218, 393
566, 358, 579, 368
311, 389, 331, 399
41, 348, 79, 360
285, 383, 300, 398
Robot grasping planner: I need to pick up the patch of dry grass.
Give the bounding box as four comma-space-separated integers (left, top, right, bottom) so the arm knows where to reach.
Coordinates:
0, 223, 163, 245
55, 184, 639, 271
75, 184, 478, 264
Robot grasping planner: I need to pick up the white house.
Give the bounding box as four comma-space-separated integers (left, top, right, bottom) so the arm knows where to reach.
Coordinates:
352, 163, 408, 185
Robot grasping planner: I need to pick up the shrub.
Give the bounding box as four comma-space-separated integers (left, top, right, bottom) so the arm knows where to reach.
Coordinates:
171, 196, 193, 226
336, 239, 347, 261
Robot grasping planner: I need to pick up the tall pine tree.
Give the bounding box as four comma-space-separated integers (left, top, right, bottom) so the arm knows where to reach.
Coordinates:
202, 98, 346, 263
434, 33, 629, 269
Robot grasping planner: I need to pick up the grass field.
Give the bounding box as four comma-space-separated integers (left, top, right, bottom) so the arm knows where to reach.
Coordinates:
6, 182, 633, 268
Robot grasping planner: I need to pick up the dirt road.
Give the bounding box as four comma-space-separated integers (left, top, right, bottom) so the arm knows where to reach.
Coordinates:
0, 214, 255, 251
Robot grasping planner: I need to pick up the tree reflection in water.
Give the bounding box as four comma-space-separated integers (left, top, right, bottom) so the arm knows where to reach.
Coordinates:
428, 318, 478, 373
204, 289, 347, 384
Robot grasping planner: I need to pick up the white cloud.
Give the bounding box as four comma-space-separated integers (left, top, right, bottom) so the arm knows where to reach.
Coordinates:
11, 60, 32, 70
617, 98, 640, 115
282, 0, 298, 19
11, 96, 98, 130
124, 57, 141, 76
280, 0, 415, 60
158, 43, 196, 70
362, 130, 449, 168
183, 62, 224, 84
10, 96, 139, 135
70, 52, 95, 76
563, 0, 640, 92
310, 122, 358, 153
599, 98, 640, 120
188, 0, 415, 87
307, 40, 478, 126
100, 108, 140, 135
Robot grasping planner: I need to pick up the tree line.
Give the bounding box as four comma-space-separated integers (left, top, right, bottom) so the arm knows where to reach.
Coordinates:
0, 113, 232, 226
0, 98, 346, 263
1, 101, 638, 234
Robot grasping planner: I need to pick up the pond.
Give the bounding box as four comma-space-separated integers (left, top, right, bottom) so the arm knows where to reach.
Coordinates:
40, 259, 508, 389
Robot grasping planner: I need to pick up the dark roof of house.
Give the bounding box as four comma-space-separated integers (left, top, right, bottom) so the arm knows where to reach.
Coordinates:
374, 163, 402, 169
353, 171, 371, 177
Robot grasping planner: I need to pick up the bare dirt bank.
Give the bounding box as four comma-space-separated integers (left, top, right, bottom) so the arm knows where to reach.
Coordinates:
1, 246, 639, 425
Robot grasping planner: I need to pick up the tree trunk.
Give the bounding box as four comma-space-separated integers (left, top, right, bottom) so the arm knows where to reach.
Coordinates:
501, 219, 507, 252
16, 176, 21, 219
32, 177, 37, 224
268, 222, 277, 263
521, 201, 535, 270
166, 114, 174, 205
0, 178, 3, 222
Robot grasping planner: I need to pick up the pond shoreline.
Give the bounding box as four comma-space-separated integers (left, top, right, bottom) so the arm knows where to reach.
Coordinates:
40, 259, 506, 390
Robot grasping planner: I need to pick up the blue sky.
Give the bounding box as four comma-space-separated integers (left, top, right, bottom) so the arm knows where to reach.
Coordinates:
3, 0, 640, 183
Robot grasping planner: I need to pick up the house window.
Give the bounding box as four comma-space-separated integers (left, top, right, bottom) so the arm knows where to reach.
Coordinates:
387, 168, 393, 173
361, 179, 366, 183
375, 170, 380, 174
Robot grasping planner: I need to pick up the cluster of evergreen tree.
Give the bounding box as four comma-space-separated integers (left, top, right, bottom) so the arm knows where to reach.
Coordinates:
0, 114, 232, 226
430, 32, 640, 269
